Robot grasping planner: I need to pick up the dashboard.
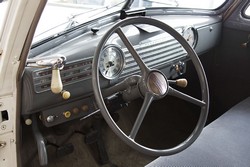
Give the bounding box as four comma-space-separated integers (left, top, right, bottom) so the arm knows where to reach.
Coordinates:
22, 15, 221, 127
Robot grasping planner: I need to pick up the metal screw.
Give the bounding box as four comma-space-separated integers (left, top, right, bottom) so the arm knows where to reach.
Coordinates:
1, 125, 6, 130
0, 141, 6, 149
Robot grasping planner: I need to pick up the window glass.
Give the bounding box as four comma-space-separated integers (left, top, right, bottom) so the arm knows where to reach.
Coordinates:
0, 0, 9, 38
244, 5, 250, 16
33, 0, 227, 44
33, 0, 125, 43
131, 0, 226, 10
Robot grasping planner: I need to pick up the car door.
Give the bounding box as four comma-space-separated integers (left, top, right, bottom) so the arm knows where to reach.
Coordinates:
208, 0, 250, 119
0, 0, 44, 166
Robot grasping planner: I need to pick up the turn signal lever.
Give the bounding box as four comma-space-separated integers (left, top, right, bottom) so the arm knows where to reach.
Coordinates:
27, 55, 66, 94
169, 78, 188, 88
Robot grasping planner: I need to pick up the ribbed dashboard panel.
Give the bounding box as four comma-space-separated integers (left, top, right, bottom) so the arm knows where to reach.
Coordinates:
121, 37, 187, 78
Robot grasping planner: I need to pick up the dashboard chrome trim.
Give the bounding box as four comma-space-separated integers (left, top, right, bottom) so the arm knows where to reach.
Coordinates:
32, 58, 92, 93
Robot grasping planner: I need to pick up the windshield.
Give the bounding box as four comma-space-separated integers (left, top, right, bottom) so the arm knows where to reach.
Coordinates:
0, 0, 9, 38
131, 0, 226, 9
33, 0, 226, 44
33, 0, 126, 43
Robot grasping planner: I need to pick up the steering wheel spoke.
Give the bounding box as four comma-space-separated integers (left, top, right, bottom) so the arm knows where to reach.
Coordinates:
102, 75, 141, 97
116, 27, 150, 76
129, 93, 154, 140
168, 86, 206, 107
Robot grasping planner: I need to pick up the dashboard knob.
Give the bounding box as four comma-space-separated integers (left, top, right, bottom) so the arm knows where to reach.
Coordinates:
63, 111, 71, 118
46, 115, 55, 123
62, 90, 71, 100
25, 119, 32, 125
81, 105, 89, 112
72, 107, 80, 114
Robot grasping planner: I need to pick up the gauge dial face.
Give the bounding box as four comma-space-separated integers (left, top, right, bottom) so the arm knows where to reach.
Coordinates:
99, 45, 125, 80
183, 27, 197, 47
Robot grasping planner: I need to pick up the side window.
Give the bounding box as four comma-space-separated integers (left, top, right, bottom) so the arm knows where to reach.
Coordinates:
244, 5, 250, 17
0, 0, 9, 39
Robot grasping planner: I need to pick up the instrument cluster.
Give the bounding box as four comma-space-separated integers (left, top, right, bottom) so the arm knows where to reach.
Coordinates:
182, 26, 198, 48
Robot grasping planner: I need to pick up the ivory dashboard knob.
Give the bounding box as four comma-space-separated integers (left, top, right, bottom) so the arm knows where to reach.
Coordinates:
62, 90, 71, 100
25, 119, 32, 125
63, 111, 71, 118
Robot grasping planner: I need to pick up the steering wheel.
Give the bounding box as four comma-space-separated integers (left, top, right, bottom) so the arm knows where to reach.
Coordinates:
92, 17, 209, 156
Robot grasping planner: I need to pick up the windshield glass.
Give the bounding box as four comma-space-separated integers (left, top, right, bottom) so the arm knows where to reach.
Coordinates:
33, 0, 126, 43
34, 0, 226, 44
131, 0, 226, 9
0, 0, 9, 38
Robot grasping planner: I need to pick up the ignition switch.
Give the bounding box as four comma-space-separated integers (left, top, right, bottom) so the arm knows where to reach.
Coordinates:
172, 61, 186, 75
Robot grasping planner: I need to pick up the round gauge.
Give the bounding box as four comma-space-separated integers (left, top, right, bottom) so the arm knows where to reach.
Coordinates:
183, 27, 197, 48
99, 45, 125, 80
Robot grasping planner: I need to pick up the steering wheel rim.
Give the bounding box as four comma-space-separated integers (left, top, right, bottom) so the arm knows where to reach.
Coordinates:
92, 17, 209, 156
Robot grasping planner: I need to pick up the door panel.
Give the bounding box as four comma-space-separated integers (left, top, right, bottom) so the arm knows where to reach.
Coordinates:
208, 0, 250, 120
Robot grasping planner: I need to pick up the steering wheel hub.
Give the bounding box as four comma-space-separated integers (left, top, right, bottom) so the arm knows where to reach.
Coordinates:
147, 71, 168, 96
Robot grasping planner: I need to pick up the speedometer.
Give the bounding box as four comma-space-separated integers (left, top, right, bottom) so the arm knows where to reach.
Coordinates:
99, 45, 125, 80
183, 27, 197, 48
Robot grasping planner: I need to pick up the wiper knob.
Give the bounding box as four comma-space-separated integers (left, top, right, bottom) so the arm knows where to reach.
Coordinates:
91, 27, 99, 35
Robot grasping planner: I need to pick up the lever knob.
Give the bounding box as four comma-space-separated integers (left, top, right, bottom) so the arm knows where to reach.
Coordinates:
51, 69, 63, 94
176, 79, 188, 88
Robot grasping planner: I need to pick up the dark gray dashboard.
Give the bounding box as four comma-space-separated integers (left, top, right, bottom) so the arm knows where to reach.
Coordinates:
22, 15, 221, 127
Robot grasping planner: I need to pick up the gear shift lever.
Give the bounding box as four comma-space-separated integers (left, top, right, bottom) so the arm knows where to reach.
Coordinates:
50, 57, 65, 94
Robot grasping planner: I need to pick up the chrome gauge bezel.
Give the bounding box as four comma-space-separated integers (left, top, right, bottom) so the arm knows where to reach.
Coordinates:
183, 26, 198, 48
99, 45, 125, 80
